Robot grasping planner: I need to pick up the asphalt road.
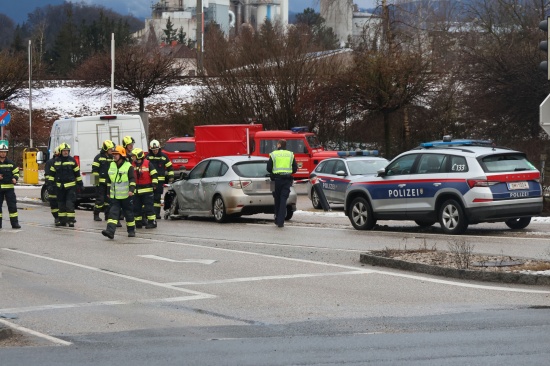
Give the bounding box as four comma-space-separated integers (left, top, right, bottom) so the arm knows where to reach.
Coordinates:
1, 185, 549, 364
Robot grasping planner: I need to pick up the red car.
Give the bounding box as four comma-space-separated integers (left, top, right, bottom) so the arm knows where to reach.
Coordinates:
162, 136, 197, 172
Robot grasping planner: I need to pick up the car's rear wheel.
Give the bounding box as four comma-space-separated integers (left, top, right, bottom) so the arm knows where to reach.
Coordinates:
311, 189, 322, 209
213, 195, 228, 223
414, 220, 436, 227
41, 185, 49, 202
349, 196, 376, 230
438, 199, 468, 235
168, 198, 180, 220
285, 207, 293, 221
505, 217, 531, 230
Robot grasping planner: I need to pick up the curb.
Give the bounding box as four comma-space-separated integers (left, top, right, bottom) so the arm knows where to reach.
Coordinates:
360, 252, 550, 286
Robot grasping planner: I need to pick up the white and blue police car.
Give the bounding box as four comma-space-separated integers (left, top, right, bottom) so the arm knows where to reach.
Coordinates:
343, 137, 543, 235
306, 150, 388, 208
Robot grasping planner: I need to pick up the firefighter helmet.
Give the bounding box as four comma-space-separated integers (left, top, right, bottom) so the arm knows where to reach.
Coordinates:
0, 140, 8, 151
132, 148, 145, 160
122, 136, 135, 148
102, 140, 115, 152
59, 142, 71, 151
112, 145, 126, 157
54, 145, 61, 156
149, 139, 160, 149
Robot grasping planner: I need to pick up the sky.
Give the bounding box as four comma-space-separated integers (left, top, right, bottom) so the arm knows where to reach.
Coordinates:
2, 0, 379, 24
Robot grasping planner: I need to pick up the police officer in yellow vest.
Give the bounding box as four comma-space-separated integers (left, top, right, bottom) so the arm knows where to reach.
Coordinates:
101, 145, 137, 239
267, 139, 297, 228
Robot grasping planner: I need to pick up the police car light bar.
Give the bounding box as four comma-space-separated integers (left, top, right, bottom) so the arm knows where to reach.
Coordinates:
337, 150, 379, 157
421, 139, 493, 148
291, 126, 309, 133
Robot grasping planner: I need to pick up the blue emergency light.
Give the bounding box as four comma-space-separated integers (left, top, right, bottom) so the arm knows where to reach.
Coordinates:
337, 150, 379, 157
291, 126, 309, 133
420, 139, 493, 148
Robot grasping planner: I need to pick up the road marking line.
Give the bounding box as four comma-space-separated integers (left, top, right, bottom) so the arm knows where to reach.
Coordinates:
1, 248, 215, 298
0, 318, 72, 346
139, 255, 217, 264
0, 296, 209, 315
167, 270, 373, 286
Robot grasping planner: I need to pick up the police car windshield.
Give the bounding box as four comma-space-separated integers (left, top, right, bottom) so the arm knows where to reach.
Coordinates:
481, 154, 535, 173
348, 160, 387, 175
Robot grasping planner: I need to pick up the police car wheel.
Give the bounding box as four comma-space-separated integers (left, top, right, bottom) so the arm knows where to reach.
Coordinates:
414, 220, 436, 227
438, 199, 468, 235
505, 217, 531, 230
349, 197, 376, 230
311, 189, 322, 209
213, 195, 228, 223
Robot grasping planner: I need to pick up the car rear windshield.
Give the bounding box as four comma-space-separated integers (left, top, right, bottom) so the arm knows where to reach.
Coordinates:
480, 154, 536, 173
232, 161, 269, 178
163, 142, 195, 152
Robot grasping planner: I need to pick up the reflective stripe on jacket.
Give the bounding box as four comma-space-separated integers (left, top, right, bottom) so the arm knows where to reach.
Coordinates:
133, 159, 158, 194
109, 161, 134, 199
0, 158, 19, 189
269, 150, 294, 175
51, 156, 82, 188
147, 151, 174, 182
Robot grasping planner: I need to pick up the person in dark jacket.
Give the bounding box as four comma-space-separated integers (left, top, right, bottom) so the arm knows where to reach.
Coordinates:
0, 140, 21, 229
267, 139, 297, 228
92, 140, 114, 221
50, 142, 82, 227
147, 139, 174, 219
44, 145, 60, 224
102, 145, 136, 239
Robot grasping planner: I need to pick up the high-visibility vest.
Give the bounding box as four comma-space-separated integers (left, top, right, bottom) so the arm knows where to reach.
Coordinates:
133, 159, 158, 194
270, 150, 294, 175
109, 161, 132, 199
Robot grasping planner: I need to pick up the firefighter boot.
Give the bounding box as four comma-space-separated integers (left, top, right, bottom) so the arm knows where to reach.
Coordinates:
11, 219, 21, 229
155, 207, 162, 220
101, 229, 114, 239
128, 230, 136, 237
145, 220, 156, 229
93, 211, 102, 221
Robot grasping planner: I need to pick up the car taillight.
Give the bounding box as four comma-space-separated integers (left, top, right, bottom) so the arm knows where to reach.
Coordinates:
229, 180, 252, 189
467, 179, 499, 188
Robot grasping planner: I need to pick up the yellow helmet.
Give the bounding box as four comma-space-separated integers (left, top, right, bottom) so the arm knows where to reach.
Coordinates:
54, 145, 61, 155
102, 140, 115, 152
59, 142, 71, 151
122, 136, 135, 148
112, 145, 126, 157
132, 148, 145, 160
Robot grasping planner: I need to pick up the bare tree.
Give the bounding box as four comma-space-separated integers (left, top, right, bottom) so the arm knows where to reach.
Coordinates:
0, 50, 28, 101
73, 43, 186, 112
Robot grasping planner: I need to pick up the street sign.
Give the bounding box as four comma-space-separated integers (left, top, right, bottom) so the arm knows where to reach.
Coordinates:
0, 109, 11, 127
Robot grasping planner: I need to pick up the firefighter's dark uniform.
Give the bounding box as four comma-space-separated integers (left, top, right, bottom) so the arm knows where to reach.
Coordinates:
133, 156, 158, 229
92, 147, 113, 221
51, 147, 82, 227
0, 154, 21, 229
147, 149, 174, 219
44, 153, 59, 223
102, 152, 136, 239
267, 147, 297, 228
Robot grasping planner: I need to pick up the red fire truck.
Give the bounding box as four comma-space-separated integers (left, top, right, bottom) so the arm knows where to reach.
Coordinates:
163, 124, 337, 179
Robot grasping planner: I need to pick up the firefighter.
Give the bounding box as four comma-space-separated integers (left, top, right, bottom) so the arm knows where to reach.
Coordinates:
51, 143, 82, 227
101, 145, 136, 239
44, 145, 61, 224
147, 139, 174, 219
0, 140, 21, 229
92, 140, 114, 221
132, 148, 158, 229
122, 136, 135, 158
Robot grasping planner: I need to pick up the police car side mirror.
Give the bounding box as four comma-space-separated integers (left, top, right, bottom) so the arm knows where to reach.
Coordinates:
377, 168, 386, 177
36, 151, 45, 164
335, 170, 346, 177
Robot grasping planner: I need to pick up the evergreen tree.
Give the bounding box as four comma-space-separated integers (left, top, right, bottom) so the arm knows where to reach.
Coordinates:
163, 17, 177, 43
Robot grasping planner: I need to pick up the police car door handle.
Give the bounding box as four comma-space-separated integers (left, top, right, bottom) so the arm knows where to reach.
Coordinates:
398, 184, 406, 188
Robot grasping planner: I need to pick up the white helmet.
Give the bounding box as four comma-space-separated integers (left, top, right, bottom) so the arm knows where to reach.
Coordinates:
0, 140, 9, 152
150, 139, 160, 149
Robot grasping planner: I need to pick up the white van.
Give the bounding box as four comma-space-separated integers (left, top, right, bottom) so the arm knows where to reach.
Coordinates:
38, 114, 147, 203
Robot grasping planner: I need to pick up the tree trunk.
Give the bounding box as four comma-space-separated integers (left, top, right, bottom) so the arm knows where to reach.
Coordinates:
384, 110, 391, 158
139, 97, 145, 112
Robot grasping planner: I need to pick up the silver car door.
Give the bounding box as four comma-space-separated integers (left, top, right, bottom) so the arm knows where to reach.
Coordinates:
199, 159, 224, 211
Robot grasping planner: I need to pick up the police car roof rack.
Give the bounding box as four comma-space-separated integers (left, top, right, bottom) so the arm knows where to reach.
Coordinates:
420, 135, 493, 148
337, 150, 379, 157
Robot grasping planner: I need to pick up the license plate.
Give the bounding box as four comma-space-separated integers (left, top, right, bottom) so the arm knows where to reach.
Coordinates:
507, 181, 529, 190
173, 159, 188, 164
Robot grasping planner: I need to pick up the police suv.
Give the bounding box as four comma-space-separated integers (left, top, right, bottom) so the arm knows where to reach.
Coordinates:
344, 138, 543, 234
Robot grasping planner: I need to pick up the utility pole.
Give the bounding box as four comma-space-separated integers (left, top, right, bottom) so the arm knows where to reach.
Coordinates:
196, 0, 204, 74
